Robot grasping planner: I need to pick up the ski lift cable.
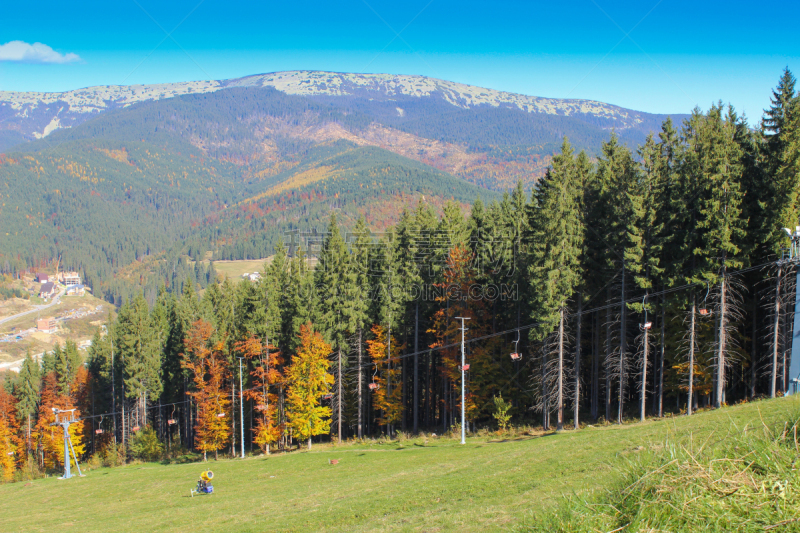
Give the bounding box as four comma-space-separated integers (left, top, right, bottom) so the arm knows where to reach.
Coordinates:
357, 257, 783, 369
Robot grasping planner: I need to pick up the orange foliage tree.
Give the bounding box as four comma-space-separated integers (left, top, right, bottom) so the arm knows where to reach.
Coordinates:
366, 324, 403, 431
182, 319, 231, 461
285, 324, 333, 450
428, 246, 502, 425
236, 334, 283, 454
33, 373, 85, 471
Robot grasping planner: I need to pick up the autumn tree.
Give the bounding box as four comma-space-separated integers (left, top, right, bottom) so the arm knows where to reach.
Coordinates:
285, 324, 333, 450
236, 334, 283, 454
366, 324, 403, 432
33, 373, 85, 471
0, 388, 23, 480
182, 319, 231, 461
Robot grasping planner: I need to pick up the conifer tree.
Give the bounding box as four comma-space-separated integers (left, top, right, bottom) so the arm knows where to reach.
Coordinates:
371, 231, 404, 436
14, 351, 40, 451
686, 104, 746, 408
595, 134, 639, 423
396, 208, 424, 433
629, 134, 665, 421
117, 294, 162, 427
315, 213, 352, 442
345, 217, 372, 438
528, 138, 583, 431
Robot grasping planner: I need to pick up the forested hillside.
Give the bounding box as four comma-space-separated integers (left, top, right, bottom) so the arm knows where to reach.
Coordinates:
1, 70, 798, 483
0, 103, 491, 302
0, 75, 689, 304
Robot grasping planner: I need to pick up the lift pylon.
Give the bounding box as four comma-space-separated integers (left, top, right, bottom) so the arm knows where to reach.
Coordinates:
50, 408, 84, 479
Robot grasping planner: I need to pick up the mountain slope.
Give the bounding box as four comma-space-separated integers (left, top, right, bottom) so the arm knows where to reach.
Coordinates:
0, 71, 686, 153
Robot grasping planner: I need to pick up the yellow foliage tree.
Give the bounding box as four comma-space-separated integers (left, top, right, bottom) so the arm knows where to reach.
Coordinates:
0, 388, 23, 480
285, 324, 333, 450
366, 325, 403, 430
182, 320, 232, 461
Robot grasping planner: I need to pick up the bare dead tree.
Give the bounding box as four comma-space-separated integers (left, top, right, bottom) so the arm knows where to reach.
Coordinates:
531, 321, 574, 431
709, 273, 746, 407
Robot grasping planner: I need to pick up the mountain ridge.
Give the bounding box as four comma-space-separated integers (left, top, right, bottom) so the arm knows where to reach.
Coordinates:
0, 70, 682, 149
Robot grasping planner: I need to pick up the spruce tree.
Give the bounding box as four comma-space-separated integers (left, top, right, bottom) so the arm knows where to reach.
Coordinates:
117, 293, 162, 427
14, 351, 40, 450
315, 214, 352, 442
595, 133, 639, 423
345, 217, 372, 438
528, 138, 583, 431
629, 134, 666, 421
687, 104, 746, 408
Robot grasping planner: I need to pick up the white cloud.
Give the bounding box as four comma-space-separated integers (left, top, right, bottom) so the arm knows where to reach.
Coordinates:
0, 41, 81, 64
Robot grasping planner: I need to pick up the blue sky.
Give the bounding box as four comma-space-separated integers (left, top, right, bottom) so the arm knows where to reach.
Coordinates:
1, 0, 797, 120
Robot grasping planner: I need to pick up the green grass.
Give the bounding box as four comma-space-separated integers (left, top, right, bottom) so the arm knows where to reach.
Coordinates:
2, 397, 799, 533
197, 258, 271, 280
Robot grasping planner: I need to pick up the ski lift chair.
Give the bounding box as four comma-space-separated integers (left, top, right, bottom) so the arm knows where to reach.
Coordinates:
510, 330, 522, 361
699, 282, 712, 316
368, 366, 379, 390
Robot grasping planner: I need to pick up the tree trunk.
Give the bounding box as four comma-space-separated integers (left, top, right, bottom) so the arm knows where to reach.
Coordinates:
308, 437, 312, 451
557, 307, 564, 431
772, 265, 782, 398
640, 306, 648, 422
688, 297, 696, 416
657, 294, 665, 417
605, 297, 612, 423
715, 270, 727, 409
618, 263, 626, 424
357, 328, 363, 439
591, 310, 599, 421
414, 301, 419, 434
338, 347, 343, 443
751, 296, 757, 398
574, 296, 582, 430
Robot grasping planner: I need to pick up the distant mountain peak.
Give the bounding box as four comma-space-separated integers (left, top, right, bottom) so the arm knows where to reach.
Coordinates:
0, 71, 655, 149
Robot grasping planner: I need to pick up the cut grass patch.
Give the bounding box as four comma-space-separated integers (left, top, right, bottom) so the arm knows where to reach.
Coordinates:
2, 397, 798, 532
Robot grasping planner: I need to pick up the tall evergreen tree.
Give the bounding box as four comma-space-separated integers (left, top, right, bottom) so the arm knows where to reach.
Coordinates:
595, 134, 639, 423
528, 138, 584, 431
117, 293, 163, 427
14, 351, 40, 450
345, 217, 372, 438
315, 214, 353, 442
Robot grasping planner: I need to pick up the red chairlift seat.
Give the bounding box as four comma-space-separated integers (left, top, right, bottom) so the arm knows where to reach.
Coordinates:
95, 428, 104, 435
6, 451, 13, 456
216, 413, 225, 418
255, 404, 267, 411
643, 322, 652, 330
461, 364, 470, 371
322, 394, 333, 400
132, 426, 140, 432
368, 383, 378, 391
699, 308, 710, 316
510, 352, 521, 361
167, 419, 177, 425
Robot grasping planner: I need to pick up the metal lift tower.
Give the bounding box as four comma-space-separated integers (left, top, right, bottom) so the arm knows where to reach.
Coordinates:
785, 227, 800, 395
50, 408, 84, 479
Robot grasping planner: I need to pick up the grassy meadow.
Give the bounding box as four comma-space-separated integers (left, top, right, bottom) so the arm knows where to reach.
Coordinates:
2, 396, 798, 532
